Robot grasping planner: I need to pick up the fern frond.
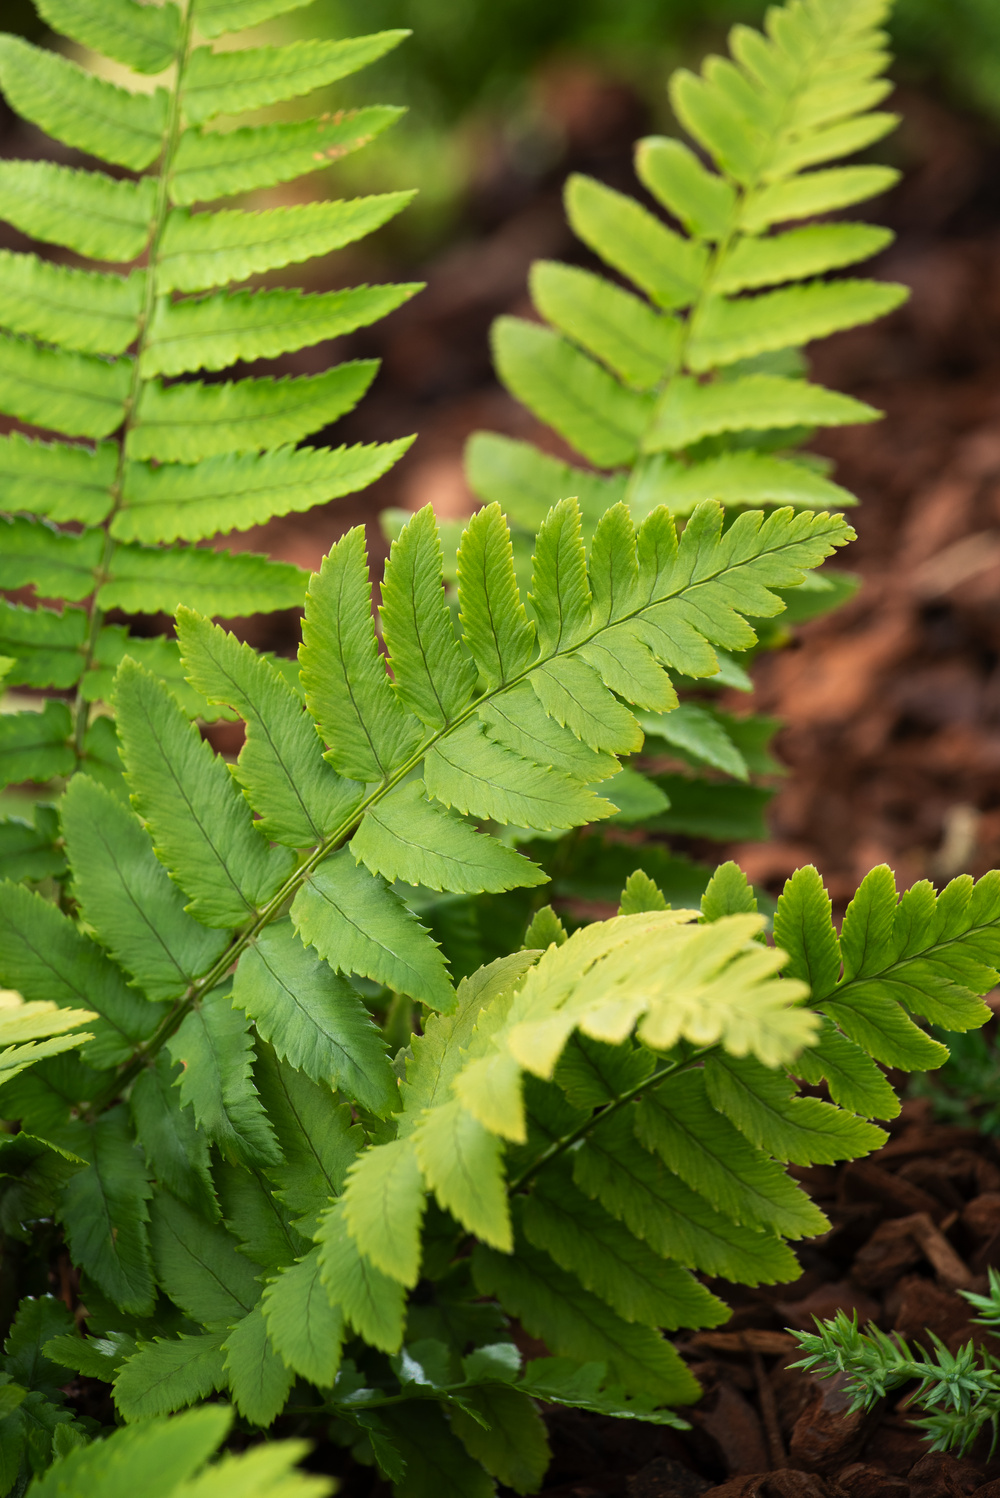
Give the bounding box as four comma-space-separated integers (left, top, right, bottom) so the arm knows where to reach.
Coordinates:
0, 0, 417, 788
776, 864, 1000, 1082
467, 0, 907, 561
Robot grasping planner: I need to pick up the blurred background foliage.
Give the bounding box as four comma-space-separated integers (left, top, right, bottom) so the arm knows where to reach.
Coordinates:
6, 0, 1000, 249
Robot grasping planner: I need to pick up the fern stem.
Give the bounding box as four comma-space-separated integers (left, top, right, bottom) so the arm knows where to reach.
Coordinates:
70, 2, 198, 761
506, 1046, 716, 1194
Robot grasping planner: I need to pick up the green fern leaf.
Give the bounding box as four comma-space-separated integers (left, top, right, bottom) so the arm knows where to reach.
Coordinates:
149, 1191, 260, 1327
0, 805, 65, 884
522, 1162, 729, 1331
504, 908, 814, 1078
772, 863, 841, 999
0, 701, 74, 786
413, 1097, 512, 1250
529, 657, 643, 755
113, 1333, 228, 1422
165, 1440, 334, 1498
255, 1048, 361, 1234
217, 1160, 305, 1274
479, 680, 619, 783
585, 503, 640, 629
115, 440, 411, 545
0, 252, 143, 356
340, 1137, 426, 1286
574, 1110, 799, 1286
492, 317, 652, 467
530, 497, 592, 653
32, 1409, 233, 1498
688, 281, 907, 370
300, 526, 424, 782
351, 779, 548, 894
143, 283, 418, 378
168, 988, 282, 1170
315, 1200, 406, 1354
740, 167, 898, 233
291, 848, 455, 1010
639, 702, 747, 779
634, 452, 856, 519
633, 134, 736, 240
84, 631, 229, 722
377, 1404, 493, 1498
34, 0, 182, 74
222, 1306, 294, 1428
464, 432, 626, 534
182, 33, 408, 125
233, 920, 396, 1115
0, 517, 102, 603
380, 504, 477, 728
457, 501, 536, 688
791, 1015, 901, 1119
158, 195, 413, 294
129, 1054, 218, 1221
702, 1051, 886, 1164
0, 880, 158, 1067
714, 223, 893, 292
169, 106, 403, 206
176, 609, 361, 848
0, 161, 156, 261
554, 1033, 655, 1106
102, 543, 307, 617
114, 660, 294, 927
129, 362, 377, 463
424, 718, 614, 831
530, 260, 680, 391
0, 432, 115, 525
0, 36, 167, 171
0, 333, 129, 440
60, 775, 228, 1001
578, 630, 676, 714
59, 1109, 155, 1315
633, 1070, 828, 1238
450, 1384, 551, 1495
472, 1236, 700, 1404
565, 174, 706, 309
261, 1247, 345, 1389
194, 0, 332, 41
645, 373, 877, 451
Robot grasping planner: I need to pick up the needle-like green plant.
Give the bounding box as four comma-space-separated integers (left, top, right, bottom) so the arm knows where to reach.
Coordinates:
793, 1269, 1000, 1458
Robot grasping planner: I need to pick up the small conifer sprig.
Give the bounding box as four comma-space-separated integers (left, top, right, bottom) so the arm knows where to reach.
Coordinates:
793, 1270, 1000, 1458
0, 0, 419, 829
